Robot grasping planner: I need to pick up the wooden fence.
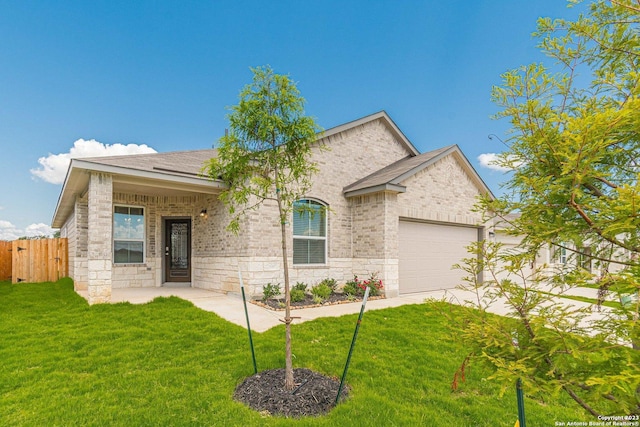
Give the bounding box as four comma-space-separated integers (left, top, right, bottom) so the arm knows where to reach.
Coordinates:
0, 241, 11, 281
3, 238, 68, 284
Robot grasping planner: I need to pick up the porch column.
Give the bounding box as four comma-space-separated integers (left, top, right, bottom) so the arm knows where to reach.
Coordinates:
87, 172, 113, 304
382, 191, 400, 298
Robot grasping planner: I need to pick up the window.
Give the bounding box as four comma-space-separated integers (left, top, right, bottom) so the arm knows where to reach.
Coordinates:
113, 206, 144, 263
554, 245, 567, 265
579, 247, 592, 272
293, 199, 326, 265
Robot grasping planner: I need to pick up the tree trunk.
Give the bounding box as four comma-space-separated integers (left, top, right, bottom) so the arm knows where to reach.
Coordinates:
277, 191, 294, 390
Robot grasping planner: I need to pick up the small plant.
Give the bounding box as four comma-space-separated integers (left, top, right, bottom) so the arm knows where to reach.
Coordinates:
293, 281, 308, 292
311, 283, 332, 303
290, 288, 306, 303
361, 272, 384, 297
318, 278, 338, 292
343, 277, 359, 296
343, 273, 384, 297
262, 283, 281, 302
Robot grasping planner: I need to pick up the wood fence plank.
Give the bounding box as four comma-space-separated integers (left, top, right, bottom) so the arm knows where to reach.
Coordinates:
59, 238, 68, 279
48, 240, 55, 282
0, 241, 11, 281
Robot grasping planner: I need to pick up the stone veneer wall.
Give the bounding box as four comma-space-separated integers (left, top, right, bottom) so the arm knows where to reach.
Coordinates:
196, 118, 414, 297
87, 173, 113, 304
60, 195, 89, 291
59, 210, 74, 282
73, 195, 89, 290
349, 191, 400, 296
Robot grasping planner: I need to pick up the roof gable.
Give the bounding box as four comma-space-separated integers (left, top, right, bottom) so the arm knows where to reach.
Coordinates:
321, 111, 419, 157
51, 112, 493, 229
51, 149, 224, 228
78, 148, 217, 177
343, 145, 493, 198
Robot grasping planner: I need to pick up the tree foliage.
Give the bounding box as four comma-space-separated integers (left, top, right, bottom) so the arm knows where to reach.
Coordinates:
204, 66, 323, 390
206, 66, 322, 233
451, 0, 640, 417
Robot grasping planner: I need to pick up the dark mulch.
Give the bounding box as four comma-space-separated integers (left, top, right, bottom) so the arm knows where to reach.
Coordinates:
234, 368, 349, 418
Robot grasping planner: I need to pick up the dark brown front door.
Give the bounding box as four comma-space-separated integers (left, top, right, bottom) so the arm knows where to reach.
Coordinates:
164, 219, 191, 283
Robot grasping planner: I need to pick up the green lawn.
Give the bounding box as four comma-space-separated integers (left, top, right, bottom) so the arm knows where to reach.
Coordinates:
0, 279, 586, 426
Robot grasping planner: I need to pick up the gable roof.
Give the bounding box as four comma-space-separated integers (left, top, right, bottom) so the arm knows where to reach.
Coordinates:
77, 148, 217, 178
321, 111, 420, 157
51, 111, 492, 229
343, 144, 493, 198
51, 149, 224, 228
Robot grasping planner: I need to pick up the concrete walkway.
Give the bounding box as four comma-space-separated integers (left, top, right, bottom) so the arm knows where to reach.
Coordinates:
80, 287, 447, 332
77, 285, 609, 333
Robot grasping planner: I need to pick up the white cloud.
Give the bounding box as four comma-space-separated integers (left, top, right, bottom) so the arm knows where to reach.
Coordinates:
478, 153, 523, 172
31, 138, 157, 184
24, 223, 56, 238
0, 221, 57, 241
0, 220, 22, 241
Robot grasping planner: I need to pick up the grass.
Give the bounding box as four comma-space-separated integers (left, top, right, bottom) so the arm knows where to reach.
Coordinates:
0, 279, 588, 426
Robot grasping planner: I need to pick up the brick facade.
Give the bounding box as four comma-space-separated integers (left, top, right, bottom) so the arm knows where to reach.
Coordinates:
397, 154, 483, 226
59, 113, 488, 302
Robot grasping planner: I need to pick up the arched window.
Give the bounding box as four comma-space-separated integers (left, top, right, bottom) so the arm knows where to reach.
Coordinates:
293, 199, 327, 265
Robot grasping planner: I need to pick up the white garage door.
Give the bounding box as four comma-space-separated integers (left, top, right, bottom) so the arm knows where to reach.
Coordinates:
399, 220, 478, 294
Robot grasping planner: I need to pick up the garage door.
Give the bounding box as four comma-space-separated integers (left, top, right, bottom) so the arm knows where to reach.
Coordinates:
399, 220, 478, 294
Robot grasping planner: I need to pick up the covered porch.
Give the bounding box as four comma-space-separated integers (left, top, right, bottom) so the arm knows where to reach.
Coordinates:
52, 149, 226, 305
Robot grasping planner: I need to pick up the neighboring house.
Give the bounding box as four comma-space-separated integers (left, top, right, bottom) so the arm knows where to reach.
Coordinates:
52, 111, 494, 304
487, 214, 629, 286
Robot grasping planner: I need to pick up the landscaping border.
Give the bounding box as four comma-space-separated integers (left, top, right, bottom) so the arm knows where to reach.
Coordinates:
251, 295, 385, 311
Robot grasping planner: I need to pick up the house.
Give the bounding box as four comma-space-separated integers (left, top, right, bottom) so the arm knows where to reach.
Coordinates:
52, 111, 494, 304
486, 214, 629, 287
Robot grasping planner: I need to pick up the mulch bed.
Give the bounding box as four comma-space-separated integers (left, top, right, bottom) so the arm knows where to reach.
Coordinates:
234, 368, 348, 418
252, 292, 383, 311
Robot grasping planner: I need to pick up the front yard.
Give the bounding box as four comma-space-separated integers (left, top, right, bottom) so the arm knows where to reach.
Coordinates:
0, 279, 586, 426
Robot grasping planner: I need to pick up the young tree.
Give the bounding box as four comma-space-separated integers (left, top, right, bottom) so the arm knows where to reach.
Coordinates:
451, 0, 639, 416
205, 66, 323, 390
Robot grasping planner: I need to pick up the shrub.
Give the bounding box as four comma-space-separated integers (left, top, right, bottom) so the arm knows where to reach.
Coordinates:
262, 283, 281, 302
290, 288, 306, 303
310, 283, 332, 302
293, 282, 307, 292
342, 278, 359, 296
318, 278, 338, 292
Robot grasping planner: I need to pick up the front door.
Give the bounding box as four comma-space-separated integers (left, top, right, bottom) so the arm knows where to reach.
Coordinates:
164, 219, 191, 283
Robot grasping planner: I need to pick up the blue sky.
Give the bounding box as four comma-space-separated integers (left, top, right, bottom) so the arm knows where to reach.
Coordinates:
0, 0, 583, 240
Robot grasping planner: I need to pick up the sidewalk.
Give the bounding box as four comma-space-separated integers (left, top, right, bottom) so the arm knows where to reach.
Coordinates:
79, 285, 607, 333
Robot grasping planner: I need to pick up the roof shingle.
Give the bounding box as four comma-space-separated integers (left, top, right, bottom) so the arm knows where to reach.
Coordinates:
80, 148, 217, 179
343, 145, 456, 196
